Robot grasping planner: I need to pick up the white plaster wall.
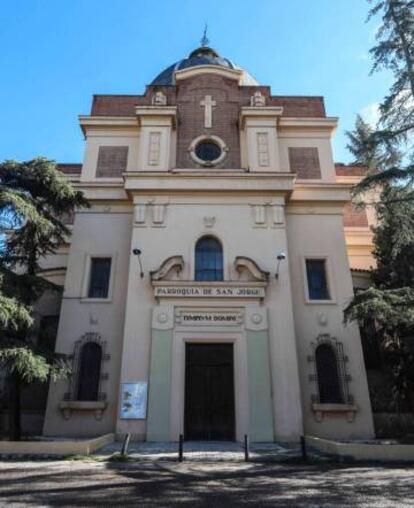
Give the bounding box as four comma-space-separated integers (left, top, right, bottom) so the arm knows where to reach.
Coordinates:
285, 210, 375, 439
116, 197, 303, 442
43, 209, 133, 437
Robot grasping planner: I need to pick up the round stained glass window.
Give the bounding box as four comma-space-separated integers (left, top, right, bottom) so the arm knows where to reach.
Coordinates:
195, 140, 222, 162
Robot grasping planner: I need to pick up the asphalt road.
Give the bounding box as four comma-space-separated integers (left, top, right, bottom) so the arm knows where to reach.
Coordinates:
0, 459, 414, 507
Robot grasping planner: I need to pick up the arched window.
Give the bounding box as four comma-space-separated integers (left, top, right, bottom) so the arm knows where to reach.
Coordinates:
77, 342, 102, 401
315, 343, 343, 404
195, 236, 223, 281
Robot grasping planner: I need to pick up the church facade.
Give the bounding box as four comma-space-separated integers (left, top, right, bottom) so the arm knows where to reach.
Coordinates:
41, 42, 375, 443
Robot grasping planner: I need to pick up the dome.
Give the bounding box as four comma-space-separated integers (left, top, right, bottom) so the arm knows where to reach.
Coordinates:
151, 45, 259, 86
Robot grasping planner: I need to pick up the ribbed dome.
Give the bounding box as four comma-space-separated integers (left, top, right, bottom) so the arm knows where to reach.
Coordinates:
151, 46, 259, 86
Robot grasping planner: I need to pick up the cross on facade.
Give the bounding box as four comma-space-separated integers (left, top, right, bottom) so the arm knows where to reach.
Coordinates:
200, 95, 216, 128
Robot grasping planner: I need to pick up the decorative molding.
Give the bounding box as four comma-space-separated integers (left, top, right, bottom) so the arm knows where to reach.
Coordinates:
200, 95, 216, 128
252, 205, 266, 225
309, 334, 353, 416
59, 401, 107, 421
203, 216, 216, 228
148, 132, 161, 166
245, 306, 268, 331
150, 255, 184, 281
257, 132, 270, 167
151, 305, 174, 330
271, 205, 284, 225
152, 204, 165, 225
151, 91, 167, 106
134, 204, 146, 224
250, 91, 266, 107
234, 256, 269, 282
312, 403, 357, 423
188, 135, 228, 167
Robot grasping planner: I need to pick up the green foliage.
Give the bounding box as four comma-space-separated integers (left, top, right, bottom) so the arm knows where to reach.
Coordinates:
344, 3, 414, 413
349, 1, 414, 192
0, 347, 70, 383
0, 157, 88, 386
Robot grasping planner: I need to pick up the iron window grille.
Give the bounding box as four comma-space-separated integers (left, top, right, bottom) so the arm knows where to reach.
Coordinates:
64, 332, 110, 402
308, 334, 353, 404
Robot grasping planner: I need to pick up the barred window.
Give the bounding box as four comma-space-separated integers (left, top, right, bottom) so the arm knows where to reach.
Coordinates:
309, 334, 352, 405
315, 344, 343, 403
195, 236, 223, 281
77, 342, 102, 401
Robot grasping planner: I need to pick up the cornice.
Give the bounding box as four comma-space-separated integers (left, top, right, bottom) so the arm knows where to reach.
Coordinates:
79, 115, 138, 135
123, 171, 295, 195
278, 117, 338, 132
174, 65, 243, 83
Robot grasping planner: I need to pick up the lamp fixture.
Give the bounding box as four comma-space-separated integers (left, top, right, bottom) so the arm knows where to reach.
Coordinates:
132, 248, 144, 279
275, 252, 286, 279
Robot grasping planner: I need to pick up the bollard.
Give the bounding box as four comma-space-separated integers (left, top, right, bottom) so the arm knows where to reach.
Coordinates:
178, 434, 184, 462
244, 434, 249, 462
121, 432, 131, 456
300, 435, 307, 460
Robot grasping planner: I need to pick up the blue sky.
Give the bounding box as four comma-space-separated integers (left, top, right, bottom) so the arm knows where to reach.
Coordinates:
0, 0, 390, 164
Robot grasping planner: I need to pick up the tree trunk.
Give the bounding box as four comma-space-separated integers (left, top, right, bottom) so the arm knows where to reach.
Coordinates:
8, 373, 21, 441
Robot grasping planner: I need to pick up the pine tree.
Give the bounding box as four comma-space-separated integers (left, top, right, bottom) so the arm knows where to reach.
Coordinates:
344, 182, 414, 410
0, 157, 88, 440
353, 0, 414, 194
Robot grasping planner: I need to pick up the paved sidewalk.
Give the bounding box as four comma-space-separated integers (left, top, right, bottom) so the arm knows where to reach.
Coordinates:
96, 440, 303, 461
0, 459, 413, 506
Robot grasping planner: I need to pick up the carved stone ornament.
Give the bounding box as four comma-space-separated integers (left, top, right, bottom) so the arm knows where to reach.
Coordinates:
250, 90, 266, 107
150, 255, 184, 281
234, 256, 269, 282
152, 91, 167, 106
203, 216, 216, 228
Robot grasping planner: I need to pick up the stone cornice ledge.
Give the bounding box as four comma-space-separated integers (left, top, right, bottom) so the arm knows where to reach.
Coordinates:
279, 117, 338, 130
290, 183, 351, 203
79, 115, 138, 135
124, 172, 295, 194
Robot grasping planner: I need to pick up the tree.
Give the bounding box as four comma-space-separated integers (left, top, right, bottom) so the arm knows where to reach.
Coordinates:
344, 1, 414, 415
344, 184, 414, 410
353, 0, 414, 194
0, 157, 88, 440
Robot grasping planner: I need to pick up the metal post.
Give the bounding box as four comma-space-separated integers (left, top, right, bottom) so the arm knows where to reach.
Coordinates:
300, 435, 307, 460
178, 434, 184, 462
244, 434, 249, 462
121, 432, 131, 456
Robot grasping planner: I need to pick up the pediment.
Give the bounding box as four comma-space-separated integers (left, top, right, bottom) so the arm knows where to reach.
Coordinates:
150, 255, 184, 281
234, 256, 269, 282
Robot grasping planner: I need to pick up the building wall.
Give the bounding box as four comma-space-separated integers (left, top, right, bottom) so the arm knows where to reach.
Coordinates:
42, 63, 376, 442
286, 211, 374, 439
43, 209, 133, 436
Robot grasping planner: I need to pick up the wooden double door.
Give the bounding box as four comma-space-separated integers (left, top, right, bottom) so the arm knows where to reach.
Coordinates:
184, 343, 235, 441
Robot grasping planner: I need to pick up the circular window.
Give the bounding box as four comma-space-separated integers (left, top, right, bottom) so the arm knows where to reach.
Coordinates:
189, 135, 228, 166
195, 141, 222, 162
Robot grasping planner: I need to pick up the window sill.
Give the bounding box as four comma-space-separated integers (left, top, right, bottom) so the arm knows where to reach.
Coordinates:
59, 401, 107, 420
305, 299, 337, 305
312, 403, 357, 423
80, 298, 113, 304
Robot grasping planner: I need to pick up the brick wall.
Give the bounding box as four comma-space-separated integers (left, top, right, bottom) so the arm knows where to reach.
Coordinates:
343, 202, 369, 227
96, 146, 129, 177
288, 147, 321, 178
335, 163, 367, 177
176, 74, 242, 169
